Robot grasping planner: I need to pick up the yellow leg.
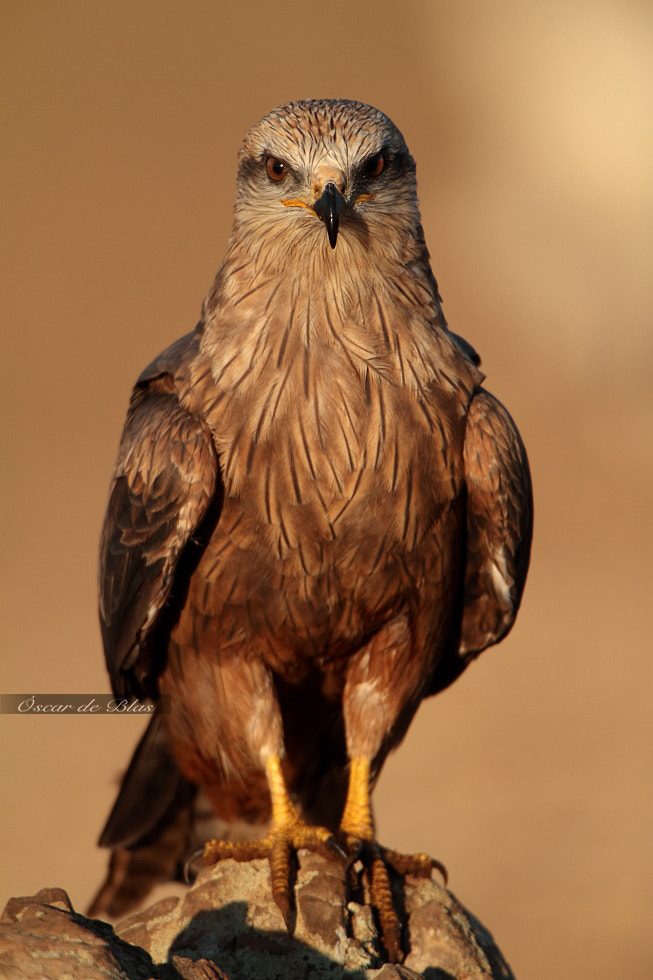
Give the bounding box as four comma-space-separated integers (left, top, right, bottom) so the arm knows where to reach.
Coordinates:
266, 753, 301, 829
340, 756, 374, 840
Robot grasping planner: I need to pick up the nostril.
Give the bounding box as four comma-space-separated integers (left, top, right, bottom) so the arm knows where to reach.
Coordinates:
313, 173, 347, 199
313, 180, 346, 202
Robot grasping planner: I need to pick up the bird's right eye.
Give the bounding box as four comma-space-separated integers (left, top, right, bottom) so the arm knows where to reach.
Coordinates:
365, 152, 385, 178
266, 157, 286, 182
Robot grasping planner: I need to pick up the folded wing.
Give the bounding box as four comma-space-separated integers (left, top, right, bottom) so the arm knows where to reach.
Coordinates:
459, 386, 533, 658
99, 371, 221, 699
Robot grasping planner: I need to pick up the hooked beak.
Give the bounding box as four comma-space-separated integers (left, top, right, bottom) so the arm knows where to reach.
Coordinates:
312, 182, 348, 249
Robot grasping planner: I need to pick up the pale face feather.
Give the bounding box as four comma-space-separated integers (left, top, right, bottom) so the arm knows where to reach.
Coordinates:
230, 99, 422, 274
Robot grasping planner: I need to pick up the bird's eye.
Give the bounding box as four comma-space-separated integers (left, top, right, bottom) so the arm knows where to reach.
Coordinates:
365, 152, 385, 178
266, 157, 286, 182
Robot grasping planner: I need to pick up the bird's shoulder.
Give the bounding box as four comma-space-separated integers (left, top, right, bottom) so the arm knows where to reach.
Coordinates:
135, 327, 202, 392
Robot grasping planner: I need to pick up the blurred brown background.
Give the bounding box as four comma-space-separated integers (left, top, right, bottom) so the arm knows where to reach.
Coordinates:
1, 2, 651, 977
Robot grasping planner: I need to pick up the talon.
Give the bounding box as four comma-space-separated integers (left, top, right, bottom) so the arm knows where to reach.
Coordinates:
432, 857, 448, 886
183, 844, 205, 883
324, 835, 349, 862
382, 847, 448, 886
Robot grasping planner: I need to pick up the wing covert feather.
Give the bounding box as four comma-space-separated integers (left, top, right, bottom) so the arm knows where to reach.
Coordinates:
99, 384, 219, 697
457, 386, 532, 658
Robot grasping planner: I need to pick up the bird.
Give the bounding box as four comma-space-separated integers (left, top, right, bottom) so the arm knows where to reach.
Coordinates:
89, 99, 532, 962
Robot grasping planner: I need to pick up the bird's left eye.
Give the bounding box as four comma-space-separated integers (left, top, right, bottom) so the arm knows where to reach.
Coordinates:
365, 152, 385, 178
266, 157, 287, 182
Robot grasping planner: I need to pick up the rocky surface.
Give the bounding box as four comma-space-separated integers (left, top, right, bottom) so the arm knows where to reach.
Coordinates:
0, 855, 515, 979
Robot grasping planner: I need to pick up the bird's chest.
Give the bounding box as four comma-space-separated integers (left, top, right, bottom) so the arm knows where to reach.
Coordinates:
192, 366, 466, 666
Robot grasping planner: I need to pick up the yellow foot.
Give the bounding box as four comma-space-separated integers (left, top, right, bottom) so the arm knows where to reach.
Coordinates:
343, 835, 448, 964
339, 757, 447, 962
202, 820, 345, 931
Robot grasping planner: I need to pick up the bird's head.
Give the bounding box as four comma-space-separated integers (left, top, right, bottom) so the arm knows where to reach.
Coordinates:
232, 100, 421, 270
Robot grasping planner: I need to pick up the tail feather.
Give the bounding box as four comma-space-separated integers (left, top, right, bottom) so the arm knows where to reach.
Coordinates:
89, 714, 266, 919
97, 714, 190, 850
89, 714, 196, 918
87, 795, 194, 918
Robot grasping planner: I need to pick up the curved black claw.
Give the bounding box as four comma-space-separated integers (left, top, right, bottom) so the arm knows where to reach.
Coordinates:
183, 844, 206, 884
324, 836, 349, 862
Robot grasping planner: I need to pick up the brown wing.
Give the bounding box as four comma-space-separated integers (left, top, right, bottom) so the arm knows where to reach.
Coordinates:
459, 385, 532, 655
99, 371, 221, 699
430, 386, 532, 694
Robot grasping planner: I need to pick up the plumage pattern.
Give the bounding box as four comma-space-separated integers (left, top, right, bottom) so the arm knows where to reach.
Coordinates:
90, 100, 532, 950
